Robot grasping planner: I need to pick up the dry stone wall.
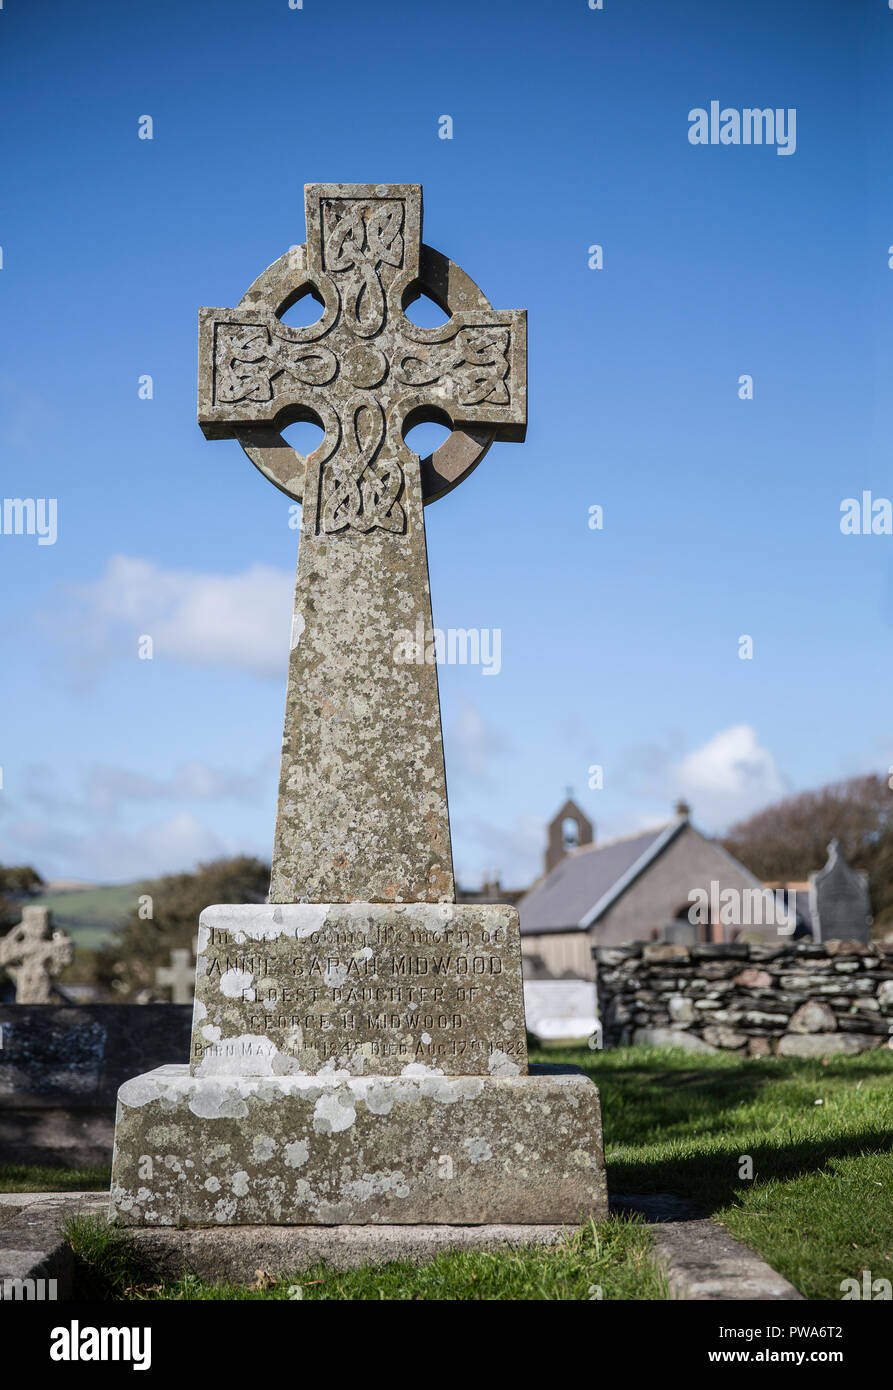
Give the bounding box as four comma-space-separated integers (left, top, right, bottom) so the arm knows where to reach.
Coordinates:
594, 941, 893, 1056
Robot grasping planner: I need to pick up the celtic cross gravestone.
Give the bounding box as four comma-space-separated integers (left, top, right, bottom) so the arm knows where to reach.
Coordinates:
0, 907, 72, 1004
109, 185, 607, 1228
198, 183, 525, 905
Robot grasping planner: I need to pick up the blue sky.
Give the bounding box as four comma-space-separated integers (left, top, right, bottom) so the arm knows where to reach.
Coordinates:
1, 0, 891, 889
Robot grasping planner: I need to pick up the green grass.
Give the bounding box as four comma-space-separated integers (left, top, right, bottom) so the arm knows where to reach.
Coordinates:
0, 1163, 110, 1193
32, 882, 150, 951
63, 1214, 145, 1301
558, 1043, 893, 1301
64, 1212, 666, 1301
56, 1045, 893, 1300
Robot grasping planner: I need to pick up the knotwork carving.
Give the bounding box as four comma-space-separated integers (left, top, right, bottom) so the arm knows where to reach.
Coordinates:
322, 199, 404, 338
320, 395, 405, 534
198, 185, 527, 519
397, 327, 512, 406
214, 323, 337, 405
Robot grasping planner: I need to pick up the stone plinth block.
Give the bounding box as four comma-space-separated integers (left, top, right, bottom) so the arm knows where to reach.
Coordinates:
109, 1064, 606, 1228
191, 903, 527, 1078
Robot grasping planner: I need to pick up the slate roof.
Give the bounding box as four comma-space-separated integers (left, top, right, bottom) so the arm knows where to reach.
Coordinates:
519, 822, 683, 935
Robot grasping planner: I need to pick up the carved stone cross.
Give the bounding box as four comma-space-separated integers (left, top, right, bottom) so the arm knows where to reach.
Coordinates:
198, 184, 526, 904
0, 906, 72, 1004
155, 947, 194, 1004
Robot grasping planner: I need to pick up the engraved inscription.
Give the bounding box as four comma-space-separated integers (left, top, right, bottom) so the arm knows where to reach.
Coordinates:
191, 907, 528, 1077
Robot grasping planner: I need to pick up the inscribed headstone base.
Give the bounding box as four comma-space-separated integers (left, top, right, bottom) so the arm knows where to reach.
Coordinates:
190, 902, 528, 1078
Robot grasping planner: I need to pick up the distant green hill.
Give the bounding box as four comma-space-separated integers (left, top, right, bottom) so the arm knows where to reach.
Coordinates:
32, 882, 150, 951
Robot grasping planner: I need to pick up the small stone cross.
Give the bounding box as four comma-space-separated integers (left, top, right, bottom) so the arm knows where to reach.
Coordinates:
0, 906, 72, 1004
155, 948, 194, 1004
198, 185, 526, 905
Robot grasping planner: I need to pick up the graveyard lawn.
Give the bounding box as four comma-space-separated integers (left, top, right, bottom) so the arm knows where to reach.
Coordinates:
60, 1045, 892, 1300
587, 1043, 893, 1301
0, 1163, 109, 1193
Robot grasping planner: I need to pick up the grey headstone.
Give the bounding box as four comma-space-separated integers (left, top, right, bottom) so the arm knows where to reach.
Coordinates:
809, 840, 872, 943
0, 908, 72, 1004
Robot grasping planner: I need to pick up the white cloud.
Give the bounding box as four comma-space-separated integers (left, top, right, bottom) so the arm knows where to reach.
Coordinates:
5, 811, 239, 882
67, 555, 293, 677
672, 723, 787, 829
15, 759, 274, 818
85, 760, 274, 814
2, 759, 278, 880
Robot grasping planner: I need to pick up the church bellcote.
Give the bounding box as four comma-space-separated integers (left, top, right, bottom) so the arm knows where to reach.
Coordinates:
545, 798, 594, 874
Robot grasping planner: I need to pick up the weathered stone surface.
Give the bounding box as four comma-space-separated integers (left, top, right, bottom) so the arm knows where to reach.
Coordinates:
836, 1017, 889, 1035
191, 903, 527, 1078
690, 944, 748, 960
778, 975, 815, 991
649, 1218, 803, 1301
878, 980, 893, 1010
597, 942, 891, 1054
0, 1193, 107, 1300
702, 1025, 748, 1050
733, 968, 772, 989
632, 1028, 719, 1054
668, 994, 695, 1024
788, 1000, 838, 1034
109, 1064, 606, 1228
0, 907, 72, 1003
593, 947, 637, 966
777, 1032, 881, 1057
690, 979, 734, 996
198, 186, 526, 905
705, 1008, 745, 1025
738, 1010, 790, 1028
747, 1037, 772, 1057
698, 961, 737, 980
125, 1223, 576, 1281
642, 944, 689, 963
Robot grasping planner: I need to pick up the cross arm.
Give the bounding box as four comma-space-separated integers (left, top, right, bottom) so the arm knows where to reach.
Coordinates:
394, 310, 527, 443
197, 306, 335, 439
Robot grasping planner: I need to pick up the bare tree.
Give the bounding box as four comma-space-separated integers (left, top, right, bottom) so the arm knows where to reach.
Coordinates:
722, 775, 893, 925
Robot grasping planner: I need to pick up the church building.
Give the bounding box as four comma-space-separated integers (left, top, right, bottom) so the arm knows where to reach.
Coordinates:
518, 799, 770, 979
